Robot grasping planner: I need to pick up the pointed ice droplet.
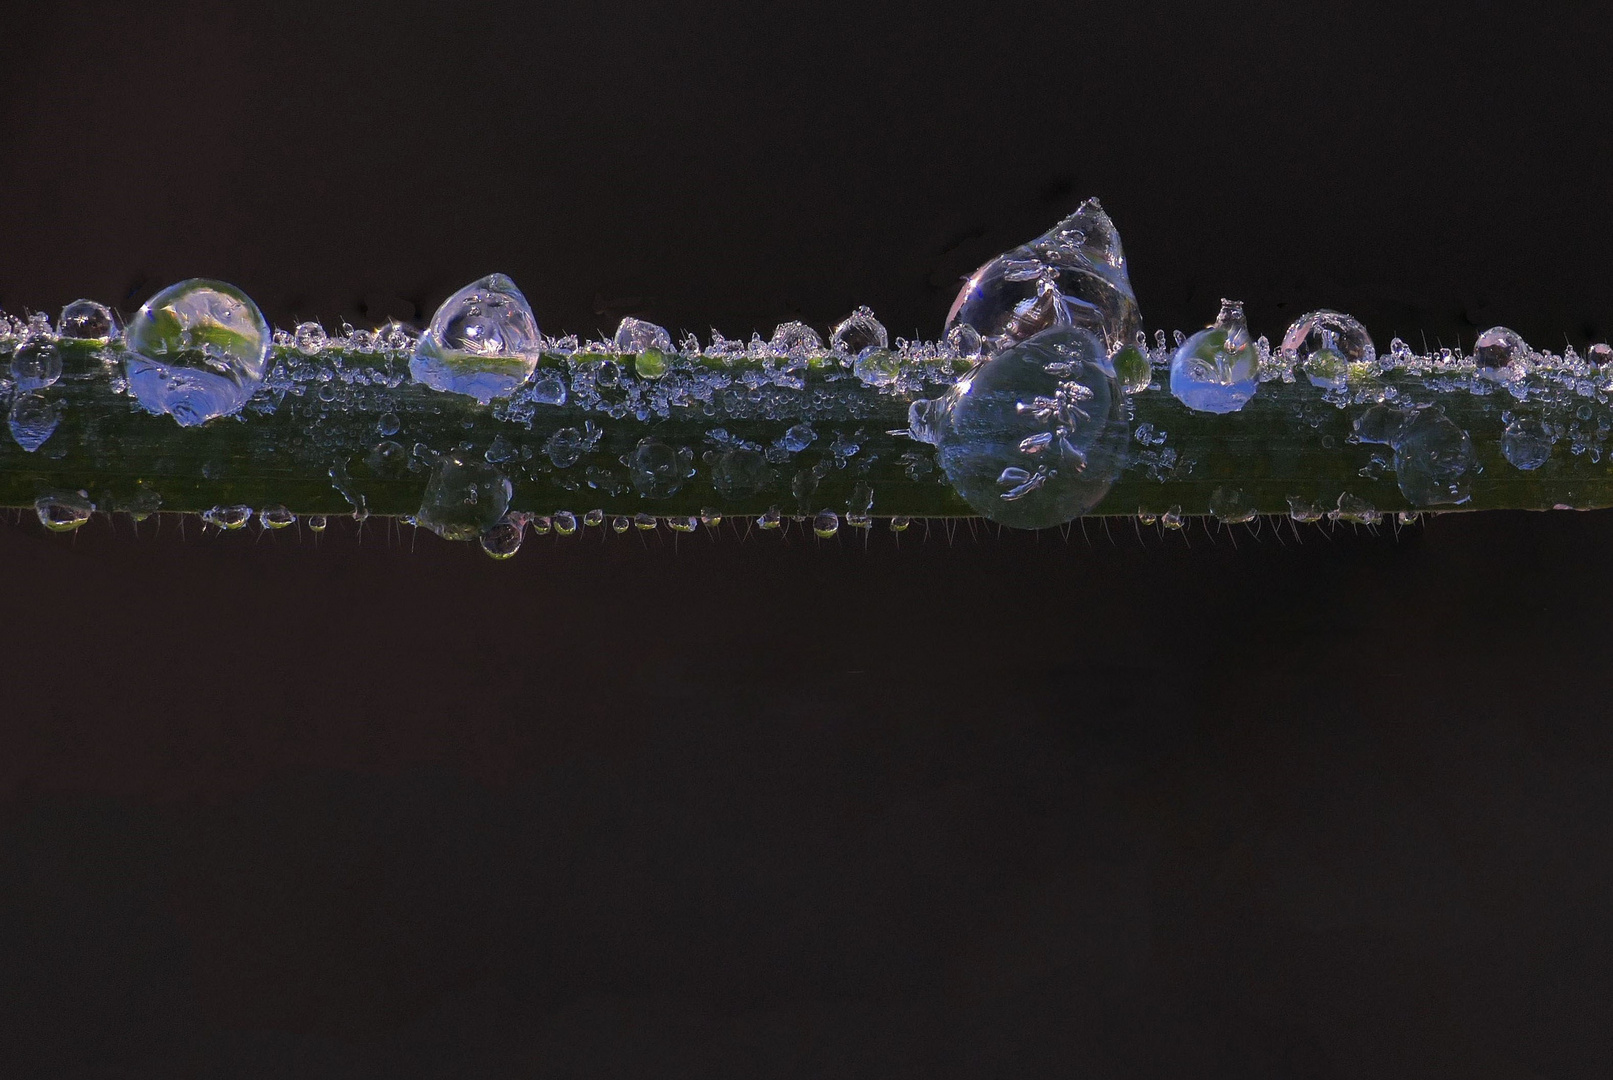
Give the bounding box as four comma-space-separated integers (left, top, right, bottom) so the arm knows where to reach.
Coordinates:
829, 307, 887, 356
1473, 326, 1531, 378
58, 299, 119, 343
945, 198, 1142, 357
909, 326, 1127, 529
1281, 310, 1375, 390
411, 274, 542, 404
122, 279, 271, 426
415, 450, 512, 540
771, 321, 823, 358
613, 317, 672, 354
9, 393, 60, 452
1169, 300, 1261, 414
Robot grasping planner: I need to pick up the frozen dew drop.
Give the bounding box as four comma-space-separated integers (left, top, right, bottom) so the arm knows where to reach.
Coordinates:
594, 359, 622, 388
8, 393, 60, 452
11, 343, 62, 391
829, 307, 887, 357
889, 515, 911, 532
910, 326, 1127, 529
711, 448, 771, 500
379, 320, 419, 352
35, 490, 93, 532
611, 515, 630, 533
1502, 417, 1554, 471
770, 321, 823, 358
293, 321, 329, 354
546, 427, 588, 469
1588, 343, 1612, 369
530, 373, 567, 405
1331, 492, 1381, 525
627, 437, 693, 498
1392, 409, 1476, 507
1208, 486, 1256, 524
479, 513, 527, 560
1110, 343, 1152, 395
553, 510, 578, 536
411, 274, 542, 404
1160, 505, 1184, 530
377, 411, 401, 437
614, 317, 673, 380
779, 423, 816, 453
699, 507, 722, 528
1352, 404, 1409, 446
667, 515, 697, 533
853, 348, 901, 387
634, 512, 657, 531
1286, 496, 1326, 524
1473, 326, 1530, 377
307, 515, 328, 532
202, 504, 253, 530
945, 323, 983, 360
846, 480, 874, 527
57, 299, 119, 342
1397, 511, 1420, 525
259, 505, 296, 529
813, 508, 840, 538
944, 197, 1142, 356
1281, 310, 1375, 390
123, 278, 271, 426
415, 450, 512, 540
583, 508, 604, 527
758, 506, 783, 529
1169, 299, 1260, 414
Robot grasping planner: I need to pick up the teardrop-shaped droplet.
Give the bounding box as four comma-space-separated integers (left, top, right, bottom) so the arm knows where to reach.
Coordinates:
411, 274, 542, 404
1169, 300, 1261, 414
8, 393, 60, 452
415, 450, 512, 540
945, 197, 1142, 356
58, 299, 119, 342
1281, 310, 1375, 390
123, 279, 271, 426
909, 326, 1128, 529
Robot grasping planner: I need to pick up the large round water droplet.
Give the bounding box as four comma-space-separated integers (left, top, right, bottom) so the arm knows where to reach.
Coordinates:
122, 279, 271, 426
1281, 310, 1375, 389
627, 437, 693, 498
411, 274, 542, 404
416, 451, 512, 540
480, 513, 527, 559
1502, 418, 1554, 471
58, 299, 119, 343
945, 198, 1142, 356
1169, 300, 1260, 414
1392, 409, 1475, 506
8, 393, 60, 452
910, 326, 1127, 529
1473, 326, 1530, 377
830, 307, 888, 357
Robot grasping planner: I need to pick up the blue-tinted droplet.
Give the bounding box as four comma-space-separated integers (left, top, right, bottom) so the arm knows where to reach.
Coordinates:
1392, 409, 1475, 507
8, 393, 60, 451
1169, 300, 1260, 414
11, 343, 62, 392
123, 279, 271, 426
1502, 418, 1553, 471
945, 197, 1142, 356
411, 274, 542, 404
910, 326, 1127, 529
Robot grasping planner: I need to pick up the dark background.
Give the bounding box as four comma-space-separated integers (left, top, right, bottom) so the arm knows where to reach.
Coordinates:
1, 1, 1611, 1076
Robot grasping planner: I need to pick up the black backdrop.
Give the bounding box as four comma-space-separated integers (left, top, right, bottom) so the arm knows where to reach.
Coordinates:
1, 2, 1611, 1076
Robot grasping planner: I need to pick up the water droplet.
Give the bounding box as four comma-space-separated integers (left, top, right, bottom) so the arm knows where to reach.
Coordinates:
1392, 409, 1475, 507
529, 372, 567, 405
758, 506, 783, 529
1331, 492, 1381, 525
553, 510, 578, 536
594, 358, 622, 388
1282, 310, 1375, 390
1160, 505, 1185, 529
583, 508, 604, 527
35, 491, 93, 532
830, 307, 887, 356
530, 515, 552, 534
779, 423, 816, 453
411, 274, 542, 403
908, 326, 1127, 529
944, 197, 1141, 356
480, 513, 527, 559
1352, 404, 1409, 445
699, 507, 722, 527
634, 512, 657, 531
813, 509, 840, 538
770, 321, 823, 358
10, 343, 62, 391
259, 505, 296, 529
8, 393, 60, 452
123, 279, 271, 425
307, 514, 328, 532
1502, 417, 1554, 470
1397, 511, 1420, 525
293, 321, 329, 354
1169, 300, 1260, 414
1473, 326, 1530, 377
1286, 496, 1325, 524
611, 515, 630, 533
415, 450, 512, 540
1209, 486, 1256, 524
202, 504, 253, 530
853, 349, 901, 387
945, 323, 983, 359
368, 439, 409, 475
666, 515, 697, 533
1109, 343, 1152, 395
57, 299, 118, 342
846, 480, 874, 527
1588, 343, 1612, 369
627, 437, 693, 498
377, 411, 401, 437
547, 427, 588, 468
889, 515, 911, 532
